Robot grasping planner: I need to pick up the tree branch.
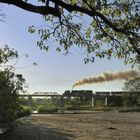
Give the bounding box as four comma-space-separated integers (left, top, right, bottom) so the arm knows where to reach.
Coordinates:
50, 0, 139, 39
0, 0, 138, 37
0, 0, 139, 46
0, 0, 60, 17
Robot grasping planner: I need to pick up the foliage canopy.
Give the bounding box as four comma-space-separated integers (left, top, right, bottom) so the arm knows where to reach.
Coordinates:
0, 0, 140, 66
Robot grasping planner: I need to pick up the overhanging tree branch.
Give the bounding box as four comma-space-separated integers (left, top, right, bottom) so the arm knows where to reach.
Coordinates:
0, 0, 139, 64
50, 0, 139, 39
0, 0, 60, 17
0, 0, 139, 39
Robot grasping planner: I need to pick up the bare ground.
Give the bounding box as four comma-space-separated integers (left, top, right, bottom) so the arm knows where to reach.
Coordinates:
1, 112, 140, 140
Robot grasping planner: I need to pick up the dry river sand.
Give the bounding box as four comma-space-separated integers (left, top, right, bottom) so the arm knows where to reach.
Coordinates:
1, 112, 140, 140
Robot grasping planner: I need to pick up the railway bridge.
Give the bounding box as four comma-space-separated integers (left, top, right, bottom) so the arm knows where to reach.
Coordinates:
19, 91, 124, 107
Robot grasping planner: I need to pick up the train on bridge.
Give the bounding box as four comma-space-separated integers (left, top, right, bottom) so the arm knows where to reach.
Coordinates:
19, 90, 140, 107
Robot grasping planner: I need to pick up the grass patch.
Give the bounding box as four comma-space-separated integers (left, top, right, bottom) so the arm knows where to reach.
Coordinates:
38, 105, 58, 113
119, 107, 140, 112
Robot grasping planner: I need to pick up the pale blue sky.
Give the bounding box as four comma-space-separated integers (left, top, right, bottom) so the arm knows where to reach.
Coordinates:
0, 3, 136, 94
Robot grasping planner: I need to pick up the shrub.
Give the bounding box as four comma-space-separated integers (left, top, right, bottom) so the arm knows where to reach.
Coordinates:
0, 47, 26, 130
95, 99, 105, 107
123, 92, 140, 107
108, 96, 123, 107
19, 98, 28, 106
80, 106, 91, 110
38, 105, 58, 113
16, 106, 31, 118
65, 105, 80, 110
0, 71, 25, 129
119, 107, 140, 112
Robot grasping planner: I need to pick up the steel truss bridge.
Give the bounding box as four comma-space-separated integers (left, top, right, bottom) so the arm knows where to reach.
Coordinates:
20, 92, 60, 97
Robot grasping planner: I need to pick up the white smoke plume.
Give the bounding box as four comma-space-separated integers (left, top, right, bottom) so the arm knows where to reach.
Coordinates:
73, 70, 140, 88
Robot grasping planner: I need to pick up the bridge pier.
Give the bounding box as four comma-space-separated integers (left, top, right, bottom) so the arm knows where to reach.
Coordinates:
105, 96, 108, 107
91, 96, 95, 107
60, 96, 64, 107
28, 96, 32, 108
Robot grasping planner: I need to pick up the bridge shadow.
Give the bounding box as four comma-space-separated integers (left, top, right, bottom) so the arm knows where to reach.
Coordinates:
0, 123, 73, 140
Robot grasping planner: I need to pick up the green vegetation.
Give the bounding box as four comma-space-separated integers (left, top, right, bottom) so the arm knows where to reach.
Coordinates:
0, 46, 26, 129
108, 96, 123, 107
123, 78, 140, 107
95, 98, 105, 107
19, 98, 29, 107
65, 105, 80, 111
38, 105, 58, 113
123, 77, 140, 92
17, 106, 31, 118
123, 92, 140, 107
119, 107, 140, 112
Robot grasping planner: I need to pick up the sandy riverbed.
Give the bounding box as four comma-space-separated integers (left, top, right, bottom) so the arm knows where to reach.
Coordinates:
1, 112, 140, 140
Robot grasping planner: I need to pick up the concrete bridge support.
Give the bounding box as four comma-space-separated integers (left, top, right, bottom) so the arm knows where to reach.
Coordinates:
28, 96, 32, 108
105, 96, 108, 107
91, 96, 95, 107
60, 96, 64, 107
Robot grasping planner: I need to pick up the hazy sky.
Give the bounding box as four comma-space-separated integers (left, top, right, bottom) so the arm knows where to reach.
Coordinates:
0, 2, 137, 94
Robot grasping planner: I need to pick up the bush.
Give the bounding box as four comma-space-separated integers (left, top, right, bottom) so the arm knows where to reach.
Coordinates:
119, 107, 140, 112
65, 105, 80, 110
19, 98, 28, 106
123, 92, 140, 107
108, 96, 123, 107
0, 71, 25, 129
38, 105, 58, 113
16, 106, 31, 118
0, 47, 26, 131
80, 106, 91, 110
95, 99, 105, 107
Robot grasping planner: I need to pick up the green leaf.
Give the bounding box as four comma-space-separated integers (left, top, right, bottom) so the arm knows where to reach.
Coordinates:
72, 0, 76, 5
